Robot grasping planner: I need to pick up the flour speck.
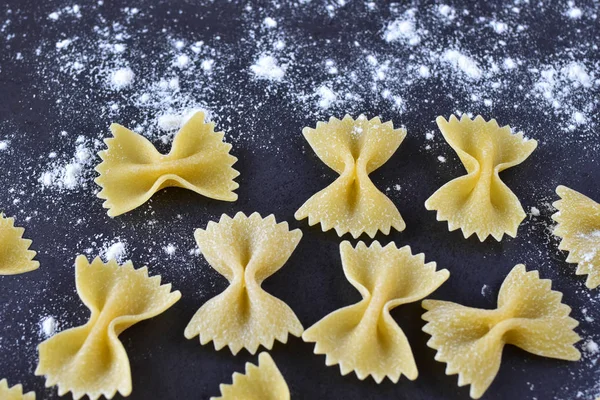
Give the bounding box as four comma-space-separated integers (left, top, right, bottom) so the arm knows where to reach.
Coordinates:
566, 6, 583, 19
103, 241, 127, 263
316, 85, 337, 109
250, 55, 286, 81
109, 67, 135, 90
39, 316, 58, 339
263, 17, 277, 28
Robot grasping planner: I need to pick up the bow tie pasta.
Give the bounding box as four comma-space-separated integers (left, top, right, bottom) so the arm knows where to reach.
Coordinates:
552, 185, 600, 289
0, 213, 39, 275
35, 256, 181, 400
295, 115, 407, 238
0, 379, 35, 400
422, 264, 581, 399
303, 241, 449, 383
95, 111, 239, 217
211, 352, 290, 400
185, 212, 304, 355
425, 115, 537, 241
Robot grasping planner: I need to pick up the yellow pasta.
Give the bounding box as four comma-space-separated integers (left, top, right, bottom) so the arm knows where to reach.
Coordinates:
0, 379, 35, 400
425, 115, 537, 241
552, 185, 600, 289
295, 115, 406, 238
422, 264, 581, 399
0, 213, 39, 275
303, 241, 449, 383
211, 352, 290, 400
36, 256, 181, 400
185, 212, 304, 355
95, 111, 239, 217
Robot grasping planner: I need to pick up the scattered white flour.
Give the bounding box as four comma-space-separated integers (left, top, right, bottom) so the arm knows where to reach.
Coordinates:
164, 244, 176, 255
316, 85, 337, 109
566, 6, 583, 19
481, 284, 490, 297
109, 67, 135, 90
263, 17, 277, 28
490, 20, 508, 34
174, 40, 185, 50
114, 43, 126, 53
102, 241, 127, 263
438, 5, 455, 19
564, 62, 592, 88
250, 55, 286, 81
201, 59, 214, 71
418, 65, 431, 78
0, 141, 7, 151
157, 108, 209, 131
572, 111, 586, 125
383, 17, 420, 45
530, 207, 540, 217
437, 155, 446, 163
582, 308, 595, 323
39, 316, 57, 338
174, 54, 190, 68
503, 58, 517, 70
584, 340, 599, 355
441, 49, 482, 80
39, 137, 95, 191
55, 38, 72, 50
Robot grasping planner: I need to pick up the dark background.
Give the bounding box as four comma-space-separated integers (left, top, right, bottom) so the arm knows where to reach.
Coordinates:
0, 0, 598, 399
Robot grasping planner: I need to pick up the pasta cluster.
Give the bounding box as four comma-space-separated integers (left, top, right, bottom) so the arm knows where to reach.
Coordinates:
2, 112, 593, 399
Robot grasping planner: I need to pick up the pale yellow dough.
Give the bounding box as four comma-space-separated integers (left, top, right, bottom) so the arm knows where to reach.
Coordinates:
185, 212, 304, 355
422, 265, 581, 399
303, 241, 449, 383
95, 111, 239, 217
35, 256, 181, 400
552, 185, 600, 289
295, 115, 407, 238
425, 115, 537, 241
211, 352, 290, 400
0, 213, 39, 275
0, 379, 35, 400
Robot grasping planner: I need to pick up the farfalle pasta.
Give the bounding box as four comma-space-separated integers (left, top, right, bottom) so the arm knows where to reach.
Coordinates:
303, 241, 449, 383
185, 212, 304, 355
0, 213, 39, 275
552, 185, 600, 289
95, 111, 239, 217
0, 379, 35, 400
422, 264, 581, 399
295, 115, 407, 238
425, 115, 537, 241
211, 352, 290, 400
36, 256, 181, 400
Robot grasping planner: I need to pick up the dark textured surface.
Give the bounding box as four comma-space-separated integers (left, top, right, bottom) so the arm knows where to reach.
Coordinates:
0, 0, 598, 399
